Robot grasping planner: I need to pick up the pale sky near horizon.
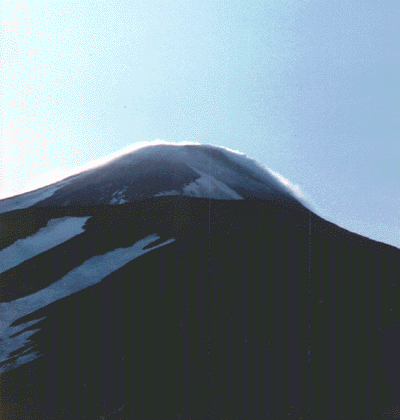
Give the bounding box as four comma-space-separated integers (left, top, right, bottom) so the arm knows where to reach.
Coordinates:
0, 0, 399, 249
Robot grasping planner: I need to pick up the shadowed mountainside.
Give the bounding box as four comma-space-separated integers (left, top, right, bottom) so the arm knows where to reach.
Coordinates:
0, 195, 399, 419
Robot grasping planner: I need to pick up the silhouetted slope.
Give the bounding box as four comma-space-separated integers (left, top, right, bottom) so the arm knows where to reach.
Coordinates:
1, 196, 399, 420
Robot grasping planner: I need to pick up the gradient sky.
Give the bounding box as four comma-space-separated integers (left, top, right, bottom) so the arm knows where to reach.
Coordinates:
0, 0, 399, 248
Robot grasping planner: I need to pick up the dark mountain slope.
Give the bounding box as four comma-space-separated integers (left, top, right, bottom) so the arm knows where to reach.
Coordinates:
0, 196, 399, 420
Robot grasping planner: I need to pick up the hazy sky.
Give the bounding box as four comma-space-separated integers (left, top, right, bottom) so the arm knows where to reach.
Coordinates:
0, 0, 399, 248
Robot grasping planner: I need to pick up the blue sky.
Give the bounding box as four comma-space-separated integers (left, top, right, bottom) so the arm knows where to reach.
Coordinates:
0, 0, 399, 248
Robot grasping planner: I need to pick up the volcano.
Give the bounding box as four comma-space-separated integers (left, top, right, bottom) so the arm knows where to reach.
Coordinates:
0, 142, 399, 420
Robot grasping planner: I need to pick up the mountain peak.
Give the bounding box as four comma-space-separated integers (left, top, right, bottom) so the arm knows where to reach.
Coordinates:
0, 142, 304, 213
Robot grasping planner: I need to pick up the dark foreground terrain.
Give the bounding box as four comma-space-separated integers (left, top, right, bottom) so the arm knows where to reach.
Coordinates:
0, 196, 399, 419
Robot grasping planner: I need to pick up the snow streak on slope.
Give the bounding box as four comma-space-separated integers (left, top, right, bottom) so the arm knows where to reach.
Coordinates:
0, 178, 74, 215
155, 168, 244, 199
109, 186, 129, 204
0, 217, 91, 274
181, 168, 243, 199
0, 234, 175, 373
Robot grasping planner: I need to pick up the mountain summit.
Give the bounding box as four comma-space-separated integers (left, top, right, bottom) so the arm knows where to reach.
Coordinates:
0, 142, 303, 212
0, 143, 399, 420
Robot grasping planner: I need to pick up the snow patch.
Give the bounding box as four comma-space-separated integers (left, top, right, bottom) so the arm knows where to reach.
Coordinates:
110, 187, 128, 204
110, 197, 128, 204
0, 217, 91, 274
183, 168, 243, 199
154, 190, 180, 197
0, 234, 175, 373
0, 178, 73, 215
